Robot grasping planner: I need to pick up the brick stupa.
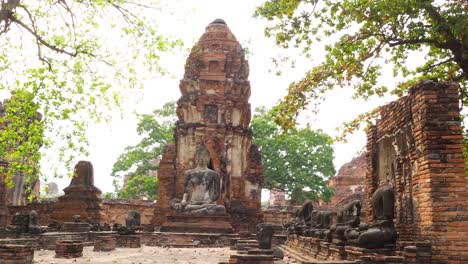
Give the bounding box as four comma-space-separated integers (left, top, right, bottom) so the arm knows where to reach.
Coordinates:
52, 161, 103, 222
154, 19, 264, 232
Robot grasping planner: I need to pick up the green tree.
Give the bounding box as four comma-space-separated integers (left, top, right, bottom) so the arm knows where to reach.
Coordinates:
111, 101, 176, 200
117, 173, 159, 200
251, 107, 335, 204
0, 90, 43, 188
255, 0, 467, 131
0, 1, 180, 184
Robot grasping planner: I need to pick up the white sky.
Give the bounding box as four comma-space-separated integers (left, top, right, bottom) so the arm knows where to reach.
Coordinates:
35, 0, 400, 195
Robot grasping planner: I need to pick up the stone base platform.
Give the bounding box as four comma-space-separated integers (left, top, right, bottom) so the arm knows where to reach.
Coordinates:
0, 244, 34, 264
0, 237, 39, 249
160, 215, 233, 234
94, 235, 116, 251
55, 240, 84, 259
227, 253, 274, 264
116, 235, 141, 248
142, 231, 236, 247
38, 232, 92, 250
62, 222, 91, 232
281, 235, 432, 264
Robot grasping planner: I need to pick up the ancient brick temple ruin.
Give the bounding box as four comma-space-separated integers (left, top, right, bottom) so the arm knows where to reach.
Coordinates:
51, 161, 104, 222
281, 81, 468, 264
328, 153, 366, 206
366, 81, 468, 263
154, 19, 264, 232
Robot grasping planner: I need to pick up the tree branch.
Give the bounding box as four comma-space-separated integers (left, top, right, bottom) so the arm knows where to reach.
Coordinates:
387, 38, 439, 47
10, 15, 78, 57
419, 57, 455, 74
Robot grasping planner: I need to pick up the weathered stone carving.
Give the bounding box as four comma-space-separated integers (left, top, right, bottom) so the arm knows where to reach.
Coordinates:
72, 215, 81, 223
331, 200, 361, 242
170, 145, 226, 215
257, 223, 274, 249
125, 210, 141, 228
345, 185, 397, 248
312, 211, 332, 241
287, 200, 315, 235
27, 210, 43, 234
9, 210, 44, 234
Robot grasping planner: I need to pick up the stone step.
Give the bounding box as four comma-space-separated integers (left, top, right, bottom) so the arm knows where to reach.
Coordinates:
165, 243, 205, 248
280, 245, 359, 264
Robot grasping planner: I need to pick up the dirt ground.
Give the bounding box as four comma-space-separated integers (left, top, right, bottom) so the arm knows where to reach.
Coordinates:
34, 246, 233, 264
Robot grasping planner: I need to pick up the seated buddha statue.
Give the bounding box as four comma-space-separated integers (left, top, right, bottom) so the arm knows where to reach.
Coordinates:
345, 184, 397, 248
171, 145, 226, 216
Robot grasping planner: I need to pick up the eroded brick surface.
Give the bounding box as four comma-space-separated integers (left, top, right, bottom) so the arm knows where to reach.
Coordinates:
328, 153, 366, 206
366, 80, 468, 263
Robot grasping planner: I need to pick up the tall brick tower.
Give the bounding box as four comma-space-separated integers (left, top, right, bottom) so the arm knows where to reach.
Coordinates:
154, 19, 264, 232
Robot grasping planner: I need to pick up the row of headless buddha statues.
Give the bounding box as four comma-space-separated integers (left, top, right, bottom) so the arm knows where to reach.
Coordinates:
287, 185, 397, 249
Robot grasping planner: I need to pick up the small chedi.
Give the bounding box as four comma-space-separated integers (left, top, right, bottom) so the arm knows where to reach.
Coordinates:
281, 81, 468, 264
154, 18, 264, 232
52, 161, 103, 222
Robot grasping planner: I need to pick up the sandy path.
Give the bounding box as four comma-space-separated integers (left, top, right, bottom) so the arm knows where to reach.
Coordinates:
34, 246, 232, 264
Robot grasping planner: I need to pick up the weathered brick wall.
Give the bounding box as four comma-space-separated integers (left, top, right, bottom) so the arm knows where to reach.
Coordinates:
268, 189, 287, 207
366, 80, 468, 263
262, 209, 295, 226
101, 199, 154, 225
8, 199, 154, 226
328, 153, 366, 206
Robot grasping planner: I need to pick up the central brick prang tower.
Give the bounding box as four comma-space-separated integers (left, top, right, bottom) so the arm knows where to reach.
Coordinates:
154, 19, 264, 232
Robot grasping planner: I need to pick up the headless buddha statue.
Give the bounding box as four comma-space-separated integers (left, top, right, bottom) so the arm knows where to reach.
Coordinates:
171, 145, 226, 216
345, 185, 397, 248
331, 200, 361, 243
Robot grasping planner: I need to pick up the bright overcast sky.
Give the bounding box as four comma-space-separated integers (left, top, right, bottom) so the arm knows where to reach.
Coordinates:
39, 0, 399, 194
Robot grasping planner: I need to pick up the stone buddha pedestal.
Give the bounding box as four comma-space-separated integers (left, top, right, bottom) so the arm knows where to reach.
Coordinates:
160, 145, 233, 234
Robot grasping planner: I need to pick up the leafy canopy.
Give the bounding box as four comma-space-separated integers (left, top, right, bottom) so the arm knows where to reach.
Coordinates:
111, 101, 175, 200
0, 0, 181, 183
251, 107, 335, 203
255, 0, 467, 131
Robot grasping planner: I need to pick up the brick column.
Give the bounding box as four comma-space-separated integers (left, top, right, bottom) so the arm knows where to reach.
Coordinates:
410, 81, 468, 263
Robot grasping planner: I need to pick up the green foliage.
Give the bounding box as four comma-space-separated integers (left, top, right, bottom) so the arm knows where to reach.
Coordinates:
251, 107, 335, 204
0, 90, 44, 187
103, 192, 115, 199
0, 1, 181, 184
255, 0, 467, 131
117, 173, 159, 200
111, 101, 176, 199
